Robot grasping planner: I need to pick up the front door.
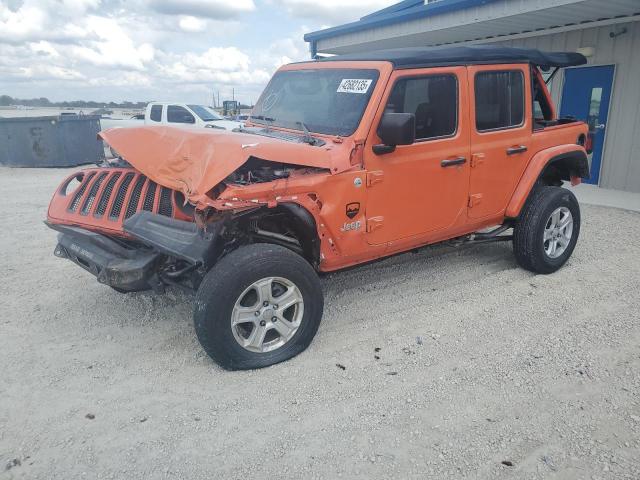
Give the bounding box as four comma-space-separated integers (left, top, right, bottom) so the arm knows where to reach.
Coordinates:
364, 66, 470, 245
467, 64, 532, 219
560, 65, 614, 185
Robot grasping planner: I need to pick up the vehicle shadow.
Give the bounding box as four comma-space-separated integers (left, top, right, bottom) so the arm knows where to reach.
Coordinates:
319, 239, 517, 300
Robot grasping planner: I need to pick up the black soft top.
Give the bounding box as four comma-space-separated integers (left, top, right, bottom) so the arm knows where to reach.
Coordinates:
320, 45, 587, 69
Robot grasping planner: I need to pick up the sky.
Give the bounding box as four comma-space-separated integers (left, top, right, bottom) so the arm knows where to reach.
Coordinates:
0, 0, 398, 105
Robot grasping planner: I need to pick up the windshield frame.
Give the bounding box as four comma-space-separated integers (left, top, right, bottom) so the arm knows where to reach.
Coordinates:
187, 104, 224, 122
249, 63, 386, 138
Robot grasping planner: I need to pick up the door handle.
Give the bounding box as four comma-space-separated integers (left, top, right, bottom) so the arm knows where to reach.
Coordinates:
441, 157, 467, 167
595, 123, 606, 130
507, 145, 528, 155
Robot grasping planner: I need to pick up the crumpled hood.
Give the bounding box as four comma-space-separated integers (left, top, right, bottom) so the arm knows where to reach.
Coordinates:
99, 126, 338, 202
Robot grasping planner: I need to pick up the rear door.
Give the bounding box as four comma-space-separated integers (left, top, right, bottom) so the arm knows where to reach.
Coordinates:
467, 65, 532, 219
364, 66, 471, 245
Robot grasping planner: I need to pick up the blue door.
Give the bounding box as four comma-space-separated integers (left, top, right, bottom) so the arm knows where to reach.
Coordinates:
560, 65, 614, 185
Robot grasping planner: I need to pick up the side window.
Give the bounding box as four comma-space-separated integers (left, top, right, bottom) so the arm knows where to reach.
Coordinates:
475, 70, 524, 131
167, 105, 195, 124
149, 104, 163, 122
385, 74, 457, 140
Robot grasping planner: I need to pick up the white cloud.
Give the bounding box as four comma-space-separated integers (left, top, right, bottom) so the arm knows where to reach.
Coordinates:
273, 0, 397, 23
0, 0, 376, 104
29, 41, 60, 57
148, 0, 255, 19
18, 65, 85, 81
256, 27, 310, 70
70, 16, 155, 70
0, 4, 48, 41
178, 16, 207, 33
88, 71, 153, 88
57, 0, 100, 14
158, 46, 271, 86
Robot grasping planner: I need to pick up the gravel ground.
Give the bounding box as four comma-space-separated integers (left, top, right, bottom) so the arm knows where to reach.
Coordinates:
1, 166, 639, 480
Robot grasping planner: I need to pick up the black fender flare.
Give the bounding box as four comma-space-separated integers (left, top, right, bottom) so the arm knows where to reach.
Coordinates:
540, 150, 590, 182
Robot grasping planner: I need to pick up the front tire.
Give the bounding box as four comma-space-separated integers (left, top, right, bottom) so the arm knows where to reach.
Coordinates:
513, 186, 581, 274
194, 244, 323, 370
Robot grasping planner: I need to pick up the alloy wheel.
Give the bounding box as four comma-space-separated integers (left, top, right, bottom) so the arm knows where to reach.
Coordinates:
230, 277, 304, 353
543, 206, 573, 259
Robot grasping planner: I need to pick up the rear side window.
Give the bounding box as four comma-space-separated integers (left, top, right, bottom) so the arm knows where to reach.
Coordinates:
149, 104, 162, 122
167, 105, 195, 124
385, 74, 457, 140
475, 70, 524, 131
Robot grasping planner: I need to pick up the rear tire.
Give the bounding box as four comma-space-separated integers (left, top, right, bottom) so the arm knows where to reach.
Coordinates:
513, 186, 580, 274
194, 243, 323, 370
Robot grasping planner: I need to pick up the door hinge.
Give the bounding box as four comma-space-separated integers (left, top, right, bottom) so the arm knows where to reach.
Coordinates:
366, 216, 384, 232
366, 170, 384, 187
470, 153, 485, 168
468, 194, 483, 208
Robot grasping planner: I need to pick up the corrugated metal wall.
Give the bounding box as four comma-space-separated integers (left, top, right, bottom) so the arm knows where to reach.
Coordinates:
488, 21, 640, 192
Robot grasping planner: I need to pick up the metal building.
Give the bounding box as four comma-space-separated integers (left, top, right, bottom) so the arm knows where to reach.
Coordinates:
305, 0, 640, 192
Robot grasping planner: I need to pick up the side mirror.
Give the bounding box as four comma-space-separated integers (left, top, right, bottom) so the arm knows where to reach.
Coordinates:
374, 113, 415, 154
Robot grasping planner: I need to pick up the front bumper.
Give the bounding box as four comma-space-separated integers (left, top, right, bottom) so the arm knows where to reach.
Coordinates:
47, 212, 221, 292
49, 223, 162, 291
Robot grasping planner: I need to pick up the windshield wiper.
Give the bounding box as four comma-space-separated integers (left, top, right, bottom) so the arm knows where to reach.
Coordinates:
251, 115, 275, 122
251, 115, 276, 132
296, 121, 317, 146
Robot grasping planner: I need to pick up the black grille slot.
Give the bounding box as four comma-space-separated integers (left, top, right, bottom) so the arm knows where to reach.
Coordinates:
158, 187, 173, 217
143, 181, 157, 211
94, 172, 121, 217
68, 172, 96, 212
109, 172, 134, 219
80, 172, 108, 215
124, 175, 147, 220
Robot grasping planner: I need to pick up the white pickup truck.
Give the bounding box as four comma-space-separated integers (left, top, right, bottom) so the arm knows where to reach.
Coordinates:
100, 103, 242, 131
145, 102, 242, 130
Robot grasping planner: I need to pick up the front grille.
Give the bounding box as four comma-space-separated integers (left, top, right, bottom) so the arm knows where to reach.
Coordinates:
58, 168, 185, 228
109, 172, 135, 220
94, 172, 121, 217
124, 175, 147, 220
143, 181, 157, 211
80, 172, 108, 215
158, 187, 173, 217
68, 172, 96, 212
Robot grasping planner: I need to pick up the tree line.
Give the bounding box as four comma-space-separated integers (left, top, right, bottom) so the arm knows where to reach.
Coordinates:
0, 95, 148, 109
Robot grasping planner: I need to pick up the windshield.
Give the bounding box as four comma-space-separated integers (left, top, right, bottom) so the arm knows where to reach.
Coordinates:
251, 68, 380, 136
188, 105, 223, 121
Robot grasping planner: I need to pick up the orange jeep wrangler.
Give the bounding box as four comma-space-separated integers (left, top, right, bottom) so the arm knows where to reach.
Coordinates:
47, 46, 590, 370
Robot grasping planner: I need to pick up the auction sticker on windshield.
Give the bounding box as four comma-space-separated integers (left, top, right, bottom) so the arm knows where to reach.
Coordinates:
337, 79, 373, 94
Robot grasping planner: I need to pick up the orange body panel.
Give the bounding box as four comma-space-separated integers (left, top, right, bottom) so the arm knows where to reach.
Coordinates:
505, 143, 587, 218
467, 64, 533, 220
48, 60, 588, 273
362, 66, 471, 245
47, 168, 193, 236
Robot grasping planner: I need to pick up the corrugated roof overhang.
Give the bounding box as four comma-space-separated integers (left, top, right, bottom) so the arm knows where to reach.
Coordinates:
305, 0, 640, 55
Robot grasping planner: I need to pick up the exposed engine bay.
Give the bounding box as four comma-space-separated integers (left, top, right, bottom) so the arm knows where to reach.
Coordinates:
224, 157, 320, 185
